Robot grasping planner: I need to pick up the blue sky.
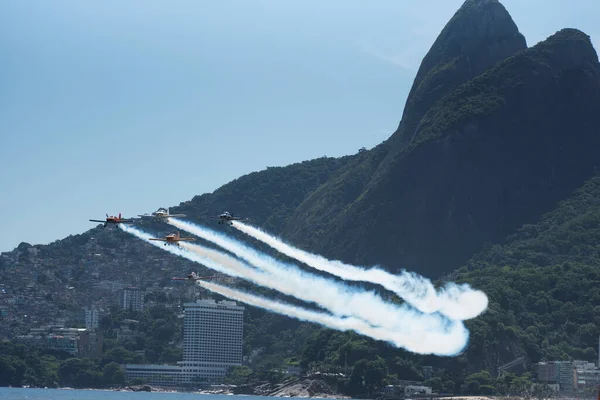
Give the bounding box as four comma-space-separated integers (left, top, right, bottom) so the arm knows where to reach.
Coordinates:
1, 0, 598, 252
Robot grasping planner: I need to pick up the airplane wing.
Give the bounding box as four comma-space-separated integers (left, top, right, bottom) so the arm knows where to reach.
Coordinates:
89, 219, 106, 223
149, 238, 167, 241
138, 214, 152, 217
169, 214, 187, 217
178, 238, 196, 241
119, 219, 136, 223
172, 277, 187, 280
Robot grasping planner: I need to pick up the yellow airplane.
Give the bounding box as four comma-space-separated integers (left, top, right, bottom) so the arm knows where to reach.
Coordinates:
149, 231, 196, 246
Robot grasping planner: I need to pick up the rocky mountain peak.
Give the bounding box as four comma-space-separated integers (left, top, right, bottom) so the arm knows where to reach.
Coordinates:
531, 28, 599, 70
381, 0, 527, 157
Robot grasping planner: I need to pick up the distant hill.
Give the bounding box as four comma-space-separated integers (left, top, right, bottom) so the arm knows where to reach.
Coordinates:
3, 0, 600, 391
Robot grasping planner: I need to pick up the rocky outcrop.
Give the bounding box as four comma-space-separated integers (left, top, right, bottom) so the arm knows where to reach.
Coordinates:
383, 0, 527, 159
305, 28, 600, 278
125, 384, 153, 392
282, 0, 529, 263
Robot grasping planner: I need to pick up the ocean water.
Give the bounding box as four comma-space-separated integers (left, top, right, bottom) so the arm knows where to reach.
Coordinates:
0, 388, 341, 400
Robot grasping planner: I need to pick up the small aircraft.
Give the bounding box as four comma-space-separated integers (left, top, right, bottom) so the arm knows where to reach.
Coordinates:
138, 207, 186, 219
89, 213, 135, 228
208, 211, 249, 225
172, 272, 234, 285
172, 272, 216, 281
149, 231, 196, 246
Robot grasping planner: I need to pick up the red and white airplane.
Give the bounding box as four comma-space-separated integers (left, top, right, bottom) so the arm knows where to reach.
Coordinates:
172, 272, 216, 281
149, 231, 196, 246
89, 213, 135, 228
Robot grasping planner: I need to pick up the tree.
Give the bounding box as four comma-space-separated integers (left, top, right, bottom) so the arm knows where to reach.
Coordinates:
224, 365, 253, 385
103, 362, 125, 385
364, 357, 388, 393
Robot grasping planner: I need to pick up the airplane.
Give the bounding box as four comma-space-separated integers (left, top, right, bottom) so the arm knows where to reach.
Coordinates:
172, 272, 216, 281
149, 231, 196, 246
138, 207, 186, 219
172, 272, 235, 285
208, 211, 249, 225
89, 213, 135, 228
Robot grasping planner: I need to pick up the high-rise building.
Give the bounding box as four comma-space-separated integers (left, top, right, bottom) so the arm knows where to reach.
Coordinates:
120, 287, 144, 312
124, 299, 245, 386
181, 299, 245, 383
84, 306, 100, 330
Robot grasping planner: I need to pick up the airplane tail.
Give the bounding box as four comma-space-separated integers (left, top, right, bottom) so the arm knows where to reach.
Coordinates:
119, 213, 122, 219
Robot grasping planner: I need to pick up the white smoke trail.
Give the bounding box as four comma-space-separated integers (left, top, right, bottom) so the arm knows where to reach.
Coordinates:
169, 218, 288, 277
195, 280, 469, 356
170, 218, 487, 321
118, 224, 244, 279
171, 219, 451, 329
120, 224, 469, 356
232, 221, 488, 321
180, 241, 465, 336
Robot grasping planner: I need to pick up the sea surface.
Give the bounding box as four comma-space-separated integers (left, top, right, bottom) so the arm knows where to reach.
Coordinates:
0, 388, 342, 400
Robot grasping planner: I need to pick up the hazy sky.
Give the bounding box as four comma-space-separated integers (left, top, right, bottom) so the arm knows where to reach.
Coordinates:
1, 0, 598, 252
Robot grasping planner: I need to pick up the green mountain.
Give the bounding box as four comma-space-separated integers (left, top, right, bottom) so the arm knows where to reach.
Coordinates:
455, 176, 600, 367
387, 0, 527, 148
3, 0, 600, 394
284, 27, 600, 279
279, 0, 529, 270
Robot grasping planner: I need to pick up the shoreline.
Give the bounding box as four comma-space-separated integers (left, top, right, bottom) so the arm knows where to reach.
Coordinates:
10, 387, 591, 400
12, 384, 349, 398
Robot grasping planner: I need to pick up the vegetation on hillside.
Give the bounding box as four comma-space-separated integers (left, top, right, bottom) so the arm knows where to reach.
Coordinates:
454, 176, 600, 364
302, 25, 600, 281
412, 28, 597, 148
280, 143, 390, 249
273, 175, 600, 396
0, 305, 185, 389
0, 341, 125, 389
174, 156, 354, 234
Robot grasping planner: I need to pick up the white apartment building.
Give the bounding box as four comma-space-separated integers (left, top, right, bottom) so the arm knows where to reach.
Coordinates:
179, 299, 245, 382
124, 299, 245, 385
120, 287, 145, 312
123, 364, 187, 386
84, 306, 100, 330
